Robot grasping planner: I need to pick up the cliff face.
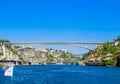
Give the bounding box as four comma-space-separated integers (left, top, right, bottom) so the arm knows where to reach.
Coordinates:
0, 39, 81, 65
83, 36, 120, 67
17, 48, 80, 65
0, 46, 81, 65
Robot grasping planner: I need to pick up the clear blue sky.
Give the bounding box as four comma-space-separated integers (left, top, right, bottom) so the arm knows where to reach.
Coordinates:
0, 0, 120, 54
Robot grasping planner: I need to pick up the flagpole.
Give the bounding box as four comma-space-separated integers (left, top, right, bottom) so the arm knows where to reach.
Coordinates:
10, 76, 13, 84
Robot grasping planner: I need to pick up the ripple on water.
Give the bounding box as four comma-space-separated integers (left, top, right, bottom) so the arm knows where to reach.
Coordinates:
0, 65, 120, 84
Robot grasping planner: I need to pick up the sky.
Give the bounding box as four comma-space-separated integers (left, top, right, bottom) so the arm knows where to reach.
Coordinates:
0, 0, 120, 54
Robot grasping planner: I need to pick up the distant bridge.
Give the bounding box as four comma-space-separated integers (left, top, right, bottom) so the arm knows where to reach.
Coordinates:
4, 42, 104, 50
9, 42, 104, 45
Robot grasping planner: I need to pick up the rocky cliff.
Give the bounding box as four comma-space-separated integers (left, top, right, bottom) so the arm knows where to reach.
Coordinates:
0, 40, 81, 65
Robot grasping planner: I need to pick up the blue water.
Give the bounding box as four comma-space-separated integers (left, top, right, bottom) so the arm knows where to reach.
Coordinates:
0, 65, 120, 84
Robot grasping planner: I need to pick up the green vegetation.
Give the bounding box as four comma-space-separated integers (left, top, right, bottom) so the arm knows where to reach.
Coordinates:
46, 54, 55, 63
0, 52, 3, 55
104, 58, 115, 66
0, 39, 10, 43
0, 39, 18, 55
83, 36, 120, 67
62, 54, 79, 65
45, 50, 80, 65
14, 46, 21, 49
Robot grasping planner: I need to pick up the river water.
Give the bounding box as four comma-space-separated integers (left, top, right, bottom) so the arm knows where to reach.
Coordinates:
0, 65, 120, 84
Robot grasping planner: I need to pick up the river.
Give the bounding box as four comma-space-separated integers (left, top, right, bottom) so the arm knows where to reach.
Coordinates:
0, 65, 120, 84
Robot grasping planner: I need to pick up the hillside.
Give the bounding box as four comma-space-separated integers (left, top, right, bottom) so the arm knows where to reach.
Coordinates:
16, 48, 80, 65
0, 40, 81, 65
83, 36, 120, 67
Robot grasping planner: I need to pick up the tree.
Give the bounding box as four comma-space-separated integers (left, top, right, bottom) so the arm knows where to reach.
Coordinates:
46, 54, 54, 64
115, 36, 120, 41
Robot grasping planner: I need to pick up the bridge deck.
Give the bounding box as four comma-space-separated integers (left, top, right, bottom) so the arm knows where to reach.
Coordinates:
5, 42, 104, 45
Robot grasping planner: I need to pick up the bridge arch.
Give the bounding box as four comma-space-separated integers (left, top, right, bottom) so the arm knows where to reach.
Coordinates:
7, 42, 103, 50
